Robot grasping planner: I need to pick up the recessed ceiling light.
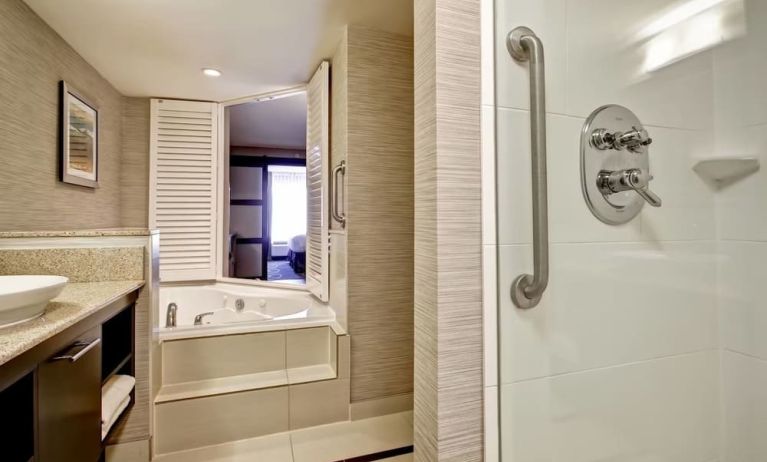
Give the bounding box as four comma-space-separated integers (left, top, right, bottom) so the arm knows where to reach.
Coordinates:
202, 68, 222, 77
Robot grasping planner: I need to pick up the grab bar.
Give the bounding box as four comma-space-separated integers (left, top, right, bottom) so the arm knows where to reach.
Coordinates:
331, 160, 346, 227
507, 27, 549, 309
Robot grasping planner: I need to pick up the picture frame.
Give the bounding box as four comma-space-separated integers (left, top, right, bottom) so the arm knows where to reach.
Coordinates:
60, 81, 99, 188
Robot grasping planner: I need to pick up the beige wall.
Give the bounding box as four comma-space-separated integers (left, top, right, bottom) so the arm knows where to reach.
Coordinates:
121, 98, 150, 227
413, 0, 484, 460
332, 26, 415, 405
0, 0, 125, 231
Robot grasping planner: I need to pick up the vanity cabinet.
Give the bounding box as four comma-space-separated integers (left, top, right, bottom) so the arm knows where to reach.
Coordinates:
0, 290, 137, 462
37, 327, 102, 462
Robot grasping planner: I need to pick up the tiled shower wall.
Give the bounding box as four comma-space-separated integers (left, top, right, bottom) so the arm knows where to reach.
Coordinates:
713, 1, 767, 459
492, 0, 730, 460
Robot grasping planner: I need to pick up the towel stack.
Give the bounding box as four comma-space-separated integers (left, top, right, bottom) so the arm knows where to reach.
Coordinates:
102, 374, 135, 440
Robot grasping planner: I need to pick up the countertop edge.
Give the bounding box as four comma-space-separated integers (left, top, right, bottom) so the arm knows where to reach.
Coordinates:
0, 280, 145, 366
0, 229, 156, 238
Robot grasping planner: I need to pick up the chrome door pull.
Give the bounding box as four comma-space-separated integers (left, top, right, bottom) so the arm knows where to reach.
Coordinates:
331, 160, 346, 227
507, 26, 549, 309
51, 338, 101, 363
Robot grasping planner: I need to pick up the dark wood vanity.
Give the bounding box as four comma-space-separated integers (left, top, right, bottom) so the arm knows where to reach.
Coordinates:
0, 290, 138, 462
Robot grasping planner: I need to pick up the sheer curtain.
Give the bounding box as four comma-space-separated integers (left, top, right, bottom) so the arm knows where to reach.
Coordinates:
269, 166, 307, 243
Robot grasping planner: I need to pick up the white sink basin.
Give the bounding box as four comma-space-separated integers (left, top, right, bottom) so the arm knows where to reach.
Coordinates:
0, 275, 69, 327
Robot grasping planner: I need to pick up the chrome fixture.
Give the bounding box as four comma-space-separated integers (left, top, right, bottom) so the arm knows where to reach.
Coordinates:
331, 160, 346, 227
590, 126, 652, 153
165, 303, 177, 328
597, 168, 662, 207
194, 312, 214, 326
507, 26, 550, 309
581, 104, 662, 225
235, 298, 245, 312
52, 338, 101, 362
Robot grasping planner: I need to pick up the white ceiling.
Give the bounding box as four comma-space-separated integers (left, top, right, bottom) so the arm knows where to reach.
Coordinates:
24, 0, 413, 101
229, 93, 307, 149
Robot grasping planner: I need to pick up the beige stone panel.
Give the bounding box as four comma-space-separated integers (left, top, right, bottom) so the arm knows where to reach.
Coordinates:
286, 327, 332, 369
350, 393, 414, 420
155, 386, 289, 454
162, 331, 285, 384
289, 378, 350, 430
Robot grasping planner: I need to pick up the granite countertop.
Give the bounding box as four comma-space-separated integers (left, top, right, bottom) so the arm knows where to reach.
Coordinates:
0, 280, 144, 365
0, 228, 157, 238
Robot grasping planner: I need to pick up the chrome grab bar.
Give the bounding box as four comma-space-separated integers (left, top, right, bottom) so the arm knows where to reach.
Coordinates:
331, 160, 346, 227
507, 27, 549, 309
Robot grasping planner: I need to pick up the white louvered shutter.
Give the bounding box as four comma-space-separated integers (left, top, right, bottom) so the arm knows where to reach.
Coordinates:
149, 99, 218, 282
305, 62, 330, 301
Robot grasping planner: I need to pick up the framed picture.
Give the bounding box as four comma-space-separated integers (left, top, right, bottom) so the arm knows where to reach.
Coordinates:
60, 81, 99, 188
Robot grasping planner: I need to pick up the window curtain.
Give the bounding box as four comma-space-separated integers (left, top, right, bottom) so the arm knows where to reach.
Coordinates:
269, 167, 307, 243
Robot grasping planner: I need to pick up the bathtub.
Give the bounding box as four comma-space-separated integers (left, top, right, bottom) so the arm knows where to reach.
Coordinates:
157, 283, 337, 341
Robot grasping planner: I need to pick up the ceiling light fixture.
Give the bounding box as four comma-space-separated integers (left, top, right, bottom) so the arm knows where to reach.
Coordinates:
202, 68, 222, 77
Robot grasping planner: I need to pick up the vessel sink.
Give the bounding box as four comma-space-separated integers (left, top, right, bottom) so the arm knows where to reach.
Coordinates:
0, 275, 68, 327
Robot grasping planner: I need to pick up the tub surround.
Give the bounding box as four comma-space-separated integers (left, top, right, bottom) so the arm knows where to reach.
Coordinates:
154, 283, 352, 456
0, 280, 143, 365
154, 327, 351, 455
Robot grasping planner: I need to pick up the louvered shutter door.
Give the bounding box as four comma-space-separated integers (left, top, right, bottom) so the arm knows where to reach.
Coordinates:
149, 99, 218, 282
305, 62, 330, 301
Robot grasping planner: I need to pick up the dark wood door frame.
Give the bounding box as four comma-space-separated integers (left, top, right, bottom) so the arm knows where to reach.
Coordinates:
230, 155, 306, 279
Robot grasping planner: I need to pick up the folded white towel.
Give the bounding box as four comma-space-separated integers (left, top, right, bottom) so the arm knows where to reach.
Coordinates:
102, 374, 135, 424
102, 394, 131, 440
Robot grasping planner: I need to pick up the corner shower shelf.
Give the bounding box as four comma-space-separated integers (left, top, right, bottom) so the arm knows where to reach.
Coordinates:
692, 157, 760, 184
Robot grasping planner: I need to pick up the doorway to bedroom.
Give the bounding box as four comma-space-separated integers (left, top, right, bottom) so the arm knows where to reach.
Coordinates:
223, 91, 307, 285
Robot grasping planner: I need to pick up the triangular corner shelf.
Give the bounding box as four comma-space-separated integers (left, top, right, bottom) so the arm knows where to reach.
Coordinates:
692, 157, 760, 185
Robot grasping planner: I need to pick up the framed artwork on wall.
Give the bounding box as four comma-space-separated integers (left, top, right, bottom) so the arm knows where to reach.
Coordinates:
60, 81, 99, 188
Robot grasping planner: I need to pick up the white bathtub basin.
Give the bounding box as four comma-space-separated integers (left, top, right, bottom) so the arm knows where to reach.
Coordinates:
158, 283, 337, 340
0, 275, 68, 327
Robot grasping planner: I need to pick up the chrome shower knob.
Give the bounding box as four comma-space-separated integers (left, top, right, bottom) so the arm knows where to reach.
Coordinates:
591, 126, 653, 153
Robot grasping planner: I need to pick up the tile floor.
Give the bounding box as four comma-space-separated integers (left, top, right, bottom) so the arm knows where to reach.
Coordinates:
153, 411, 413, 462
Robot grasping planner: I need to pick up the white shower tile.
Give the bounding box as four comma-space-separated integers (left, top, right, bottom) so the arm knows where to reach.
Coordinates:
499, 241, 718, 383
714, 123, 767, 242
501, 351, 720, 462
719, 241, 767, 360
722, 350, 767, 462
494, 0, 567, 113
565, 0, 714, 130
713, 0, 767, 131
639, 125, 716, 241
495, 108, 533, 245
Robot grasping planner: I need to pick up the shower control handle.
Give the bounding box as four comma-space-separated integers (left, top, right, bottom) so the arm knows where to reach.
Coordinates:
598, 168, 662, 207
591, 126, 652, 153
